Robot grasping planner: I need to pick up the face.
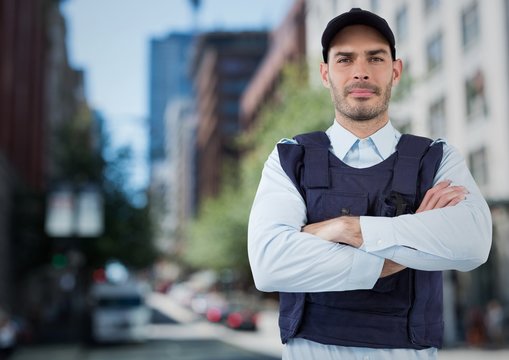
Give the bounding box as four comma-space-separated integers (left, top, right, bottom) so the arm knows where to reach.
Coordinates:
320, 25, 402, 124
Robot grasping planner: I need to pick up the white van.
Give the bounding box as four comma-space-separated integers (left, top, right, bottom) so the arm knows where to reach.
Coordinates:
89, 281, 151, 343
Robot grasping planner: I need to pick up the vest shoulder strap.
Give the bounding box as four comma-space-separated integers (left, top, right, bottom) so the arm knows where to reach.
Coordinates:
277, 131, 331, 198
277, 142, 306, 198
393, 134, 433, 197
294, 131, 330, 189
294, 131, 331, 148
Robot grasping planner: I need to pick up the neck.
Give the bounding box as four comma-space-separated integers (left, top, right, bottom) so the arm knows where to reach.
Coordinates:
335, 114, 389, 139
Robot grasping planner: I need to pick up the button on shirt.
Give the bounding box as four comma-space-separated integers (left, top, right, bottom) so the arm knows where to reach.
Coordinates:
248, 120, 492, 360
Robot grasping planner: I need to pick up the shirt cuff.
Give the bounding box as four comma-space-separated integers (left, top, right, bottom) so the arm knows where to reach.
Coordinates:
359, 216, 397, 254
346, 248, 384, 290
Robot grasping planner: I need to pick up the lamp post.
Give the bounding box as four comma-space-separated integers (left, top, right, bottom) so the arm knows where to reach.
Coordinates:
44, 183, 103, 342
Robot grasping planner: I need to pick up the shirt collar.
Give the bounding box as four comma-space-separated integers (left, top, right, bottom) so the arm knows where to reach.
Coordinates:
326, 119, 401, 161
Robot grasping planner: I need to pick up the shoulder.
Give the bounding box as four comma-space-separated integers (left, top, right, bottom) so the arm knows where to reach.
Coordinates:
429, 139, 468, 173
265, 138, 299, 167
431, 138, 461, 157
278, 138, 298, 145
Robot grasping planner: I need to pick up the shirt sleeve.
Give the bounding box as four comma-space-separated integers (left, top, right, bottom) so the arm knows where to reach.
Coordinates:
248, 144, 385, 293
359, 143, 492, 272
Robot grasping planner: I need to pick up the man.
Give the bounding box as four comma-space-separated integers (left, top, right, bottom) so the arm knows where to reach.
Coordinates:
248, 8, 492, 360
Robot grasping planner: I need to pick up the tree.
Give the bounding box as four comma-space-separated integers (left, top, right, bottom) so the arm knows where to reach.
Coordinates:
183, 65, 333, 283
51, 106, 156, 270
84, 145, 156, 270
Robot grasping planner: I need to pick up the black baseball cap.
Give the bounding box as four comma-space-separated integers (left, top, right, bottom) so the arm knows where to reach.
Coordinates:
321, 8, 396, 63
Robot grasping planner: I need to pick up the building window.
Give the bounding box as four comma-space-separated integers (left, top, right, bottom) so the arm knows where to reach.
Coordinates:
396, 6, 409, 43
465, 69, 488, 119
468, 147, 488, 186
427, 32, 443, 72
220, 80, 249, 94
219, 58, 256, 74
428, 97, 446, 138
424, 0, 440, 14
462, 2, 480, 48
221, 100, 239, 116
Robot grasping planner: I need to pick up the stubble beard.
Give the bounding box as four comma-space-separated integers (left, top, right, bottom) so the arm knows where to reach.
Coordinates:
330, 79, 392, 122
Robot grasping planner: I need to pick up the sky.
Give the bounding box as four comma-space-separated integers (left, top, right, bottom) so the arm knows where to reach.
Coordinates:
60, 0, 294, 190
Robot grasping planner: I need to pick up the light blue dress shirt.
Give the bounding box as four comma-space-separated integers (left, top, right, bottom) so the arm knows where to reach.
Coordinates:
248, 120, 492, 360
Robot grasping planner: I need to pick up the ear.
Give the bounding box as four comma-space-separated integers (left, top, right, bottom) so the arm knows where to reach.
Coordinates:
392, 59, 403, 85
320, 62, 330, 88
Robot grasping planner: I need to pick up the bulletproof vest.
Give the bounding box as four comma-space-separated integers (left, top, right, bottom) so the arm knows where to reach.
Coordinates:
276, 131, 444, 349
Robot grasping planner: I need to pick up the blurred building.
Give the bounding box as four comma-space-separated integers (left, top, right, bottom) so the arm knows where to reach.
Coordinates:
240, 0, 307, 131
0, 0, 53, 311
0, 0, 88, 340
191, 31, 269, 204
148, 33, 196, 255
159, 99, 197, 254
148, 33, 195, 177
305, 0, 509, 345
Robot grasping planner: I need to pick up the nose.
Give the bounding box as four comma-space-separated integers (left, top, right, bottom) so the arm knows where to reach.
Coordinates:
354, 73, 369, 80
353, 61, 370, 81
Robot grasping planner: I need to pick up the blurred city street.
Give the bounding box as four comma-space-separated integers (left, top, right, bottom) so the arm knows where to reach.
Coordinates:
9, 292, 509, 360
2, 0, 509, 359
9, 292, 280, 360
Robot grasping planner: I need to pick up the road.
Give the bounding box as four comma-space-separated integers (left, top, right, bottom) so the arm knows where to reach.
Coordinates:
10, 339, 278, 360
9, 293, 280, 360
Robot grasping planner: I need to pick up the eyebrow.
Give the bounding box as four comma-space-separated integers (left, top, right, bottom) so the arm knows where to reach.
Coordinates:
366, 49, 389, 56
333, 48, 390, 58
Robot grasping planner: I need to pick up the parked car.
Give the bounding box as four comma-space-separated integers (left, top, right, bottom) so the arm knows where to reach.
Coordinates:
224, 301, 259, 331
88, 281, 151, 343
205, 295, 259, 331
204, 294, 229, 323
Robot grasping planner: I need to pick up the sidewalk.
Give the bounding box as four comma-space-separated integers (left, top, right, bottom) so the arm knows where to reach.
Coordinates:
146, 292, 283, 357
439, 348, 509, 359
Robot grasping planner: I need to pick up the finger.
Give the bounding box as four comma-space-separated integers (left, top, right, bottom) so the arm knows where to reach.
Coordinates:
444, 196, 464, 208
418, 180, 451, 211
435, 190, 466, 208
425, 186, 454, 210
427, 185, 466, 210
418, 184, 467, 213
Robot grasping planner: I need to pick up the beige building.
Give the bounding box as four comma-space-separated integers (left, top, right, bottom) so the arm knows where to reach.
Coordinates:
305, 0, 509, 345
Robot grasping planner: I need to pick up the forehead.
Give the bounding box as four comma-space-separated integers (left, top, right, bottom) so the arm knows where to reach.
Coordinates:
329, 24, 391, 51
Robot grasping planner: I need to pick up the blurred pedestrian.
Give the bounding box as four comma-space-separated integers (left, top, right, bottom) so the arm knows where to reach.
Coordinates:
248, 7, 492, 360
466, 307, 486, 347
0, 308, 17, 360
485, 299, 505, 346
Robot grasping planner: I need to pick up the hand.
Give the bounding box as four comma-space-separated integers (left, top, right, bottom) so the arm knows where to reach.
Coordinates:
416, 180, 468, 213
302, 216, 363, 248
303, 217, 406, 278
380, 259, 406, 278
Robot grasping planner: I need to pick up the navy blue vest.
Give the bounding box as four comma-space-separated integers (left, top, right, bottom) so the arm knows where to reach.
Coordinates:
276, 131, 444, 349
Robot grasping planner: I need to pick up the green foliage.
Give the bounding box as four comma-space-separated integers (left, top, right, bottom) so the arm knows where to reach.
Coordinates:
241, 65, 332, 188
184, 184, 251, 271
183, 65, 333, 279
52, 108, 156, 270
52, 105, 103, 183
86, 146, 156, 270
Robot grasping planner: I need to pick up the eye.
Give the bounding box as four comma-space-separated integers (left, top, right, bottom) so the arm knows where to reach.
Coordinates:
369, 57, 384, 63
336, 57, 351, 64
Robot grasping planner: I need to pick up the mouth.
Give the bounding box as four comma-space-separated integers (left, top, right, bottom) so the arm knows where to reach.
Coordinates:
349, 89, 375, 98
345, 83, 380, 99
